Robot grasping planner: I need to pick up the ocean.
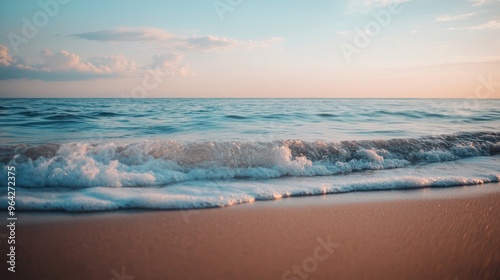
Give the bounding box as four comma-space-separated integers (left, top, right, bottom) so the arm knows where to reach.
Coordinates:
1, 98, 499, 211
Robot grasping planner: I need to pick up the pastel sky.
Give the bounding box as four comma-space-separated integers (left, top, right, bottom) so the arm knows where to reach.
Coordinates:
0, 0, 499, 98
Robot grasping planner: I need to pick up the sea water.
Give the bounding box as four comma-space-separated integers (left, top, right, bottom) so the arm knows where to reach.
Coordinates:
0, 98, 499, 211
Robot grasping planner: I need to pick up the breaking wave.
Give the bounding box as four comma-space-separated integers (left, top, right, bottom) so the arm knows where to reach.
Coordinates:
1, 131, 498, 188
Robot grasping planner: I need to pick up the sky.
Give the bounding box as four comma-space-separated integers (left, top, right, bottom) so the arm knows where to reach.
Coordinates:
0, 0, 499, 98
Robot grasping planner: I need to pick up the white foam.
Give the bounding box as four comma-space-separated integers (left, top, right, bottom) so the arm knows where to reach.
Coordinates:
2, 132, 497, 188
3, 155, 498, 211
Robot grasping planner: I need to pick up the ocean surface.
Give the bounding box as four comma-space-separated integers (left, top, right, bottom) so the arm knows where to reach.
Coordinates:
1, 98, 499, 211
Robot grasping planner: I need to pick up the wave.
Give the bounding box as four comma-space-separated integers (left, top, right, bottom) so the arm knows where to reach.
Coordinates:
6, 157, 500, 211
0, 131, 499, 189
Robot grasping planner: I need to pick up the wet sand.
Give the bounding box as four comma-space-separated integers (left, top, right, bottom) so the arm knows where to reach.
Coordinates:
4, 186, 500, 280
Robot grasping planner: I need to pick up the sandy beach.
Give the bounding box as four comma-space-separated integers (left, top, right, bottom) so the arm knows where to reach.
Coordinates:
3, 185, 500, 280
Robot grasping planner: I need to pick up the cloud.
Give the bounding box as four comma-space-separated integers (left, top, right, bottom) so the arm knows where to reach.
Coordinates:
449, 19, 500, 31
2, 28, 281, 81
87, 54, 137, 73
1, 26, 281, 81
147, 54, 191, 77
171, 35, 242, 51
0, 47, 115, 81
435, 12, 477, 22
69, 27, 284, 52
0, 45, 190, 81
178, 36, 283, 51
0, 45, 14, 66
469, 0, 500, 6
38, 49, 131, 74
70, 27, 172, 41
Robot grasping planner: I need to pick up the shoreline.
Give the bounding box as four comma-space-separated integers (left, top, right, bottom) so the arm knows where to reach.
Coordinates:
12, 182, 500, 224
2, 184, 500, 279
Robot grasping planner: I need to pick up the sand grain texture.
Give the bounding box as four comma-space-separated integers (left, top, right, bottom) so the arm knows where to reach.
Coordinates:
4, 192, 500, 280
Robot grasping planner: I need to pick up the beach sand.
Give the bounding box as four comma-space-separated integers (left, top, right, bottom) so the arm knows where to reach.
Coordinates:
5, 186, 500, 280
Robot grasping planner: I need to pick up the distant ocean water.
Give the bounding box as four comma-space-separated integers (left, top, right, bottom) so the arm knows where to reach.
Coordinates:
1, 98, 499, 211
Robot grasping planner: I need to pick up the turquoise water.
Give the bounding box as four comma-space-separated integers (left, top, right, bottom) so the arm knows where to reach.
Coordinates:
2, 98, 499, 144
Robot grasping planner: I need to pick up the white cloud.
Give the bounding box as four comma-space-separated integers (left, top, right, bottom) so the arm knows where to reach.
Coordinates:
147, 54, 191, 77
469, 0, 500, 6
45, 28, 283, 82
173, 35, 243, 51
70, 27, 284, 52
435, 12, 477, 22
40, 49, 108, 73
70, 27, 173, 41
0, 45, 190, 81
2, 28, 281, 81
0, 45, 14, 66
88, 54, 137, 73
449, 19, 500, 31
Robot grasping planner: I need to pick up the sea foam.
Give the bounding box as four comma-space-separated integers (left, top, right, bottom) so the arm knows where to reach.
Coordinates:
5, 155, 499, 211
0, 132, 499, 211
1, 132, 498, 188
